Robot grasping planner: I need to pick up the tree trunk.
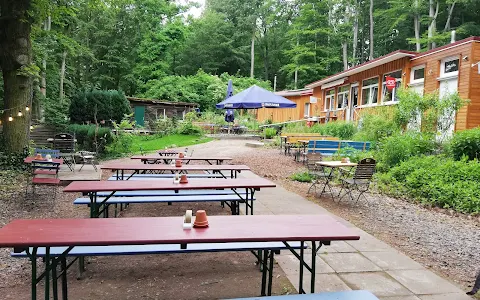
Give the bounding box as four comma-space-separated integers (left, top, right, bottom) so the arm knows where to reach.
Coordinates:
59, 50, 67, 102
294, 38, 299, 89
352, 0, 359, 63
369, 0, 374, 60
0, 0, 33, 153
40, 16, 51, 98
250, 32, 255, 78
342, 42, 348, 71
444, 1, 456, 32
414, 0, 421, 52
428, 0, 439, 49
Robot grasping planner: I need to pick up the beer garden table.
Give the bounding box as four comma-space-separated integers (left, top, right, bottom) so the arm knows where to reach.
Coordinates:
0, 215, 360, 300
314, 161, 357, 199
130, 155, 232, 165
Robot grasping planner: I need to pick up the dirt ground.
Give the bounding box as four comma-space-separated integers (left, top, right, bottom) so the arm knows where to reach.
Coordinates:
0, 150, 294, 300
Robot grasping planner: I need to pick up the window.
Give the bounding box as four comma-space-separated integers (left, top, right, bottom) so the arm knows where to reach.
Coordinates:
382, 70, 402, 103
440, 56, 459, 77
304, 103, 311, 117
361, 78, 379, 106
337, 86, 349, 109
324, 89, 335, 111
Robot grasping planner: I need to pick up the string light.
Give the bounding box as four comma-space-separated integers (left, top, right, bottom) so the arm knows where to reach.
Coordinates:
17, 111, 23, 117
25, 105, 30, 111
8, 115, 13, 122
30, 125, 34, 130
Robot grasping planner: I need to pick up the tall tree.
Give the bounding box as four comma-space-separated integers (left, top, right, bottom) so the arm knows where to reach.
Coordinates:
0, 0, 35, 153
369, 0, 374, 59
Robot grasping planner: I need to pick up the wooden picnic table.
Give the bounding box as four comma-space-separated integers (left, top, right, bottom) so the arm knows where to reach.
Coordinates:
0, 215, 359, 300
24, 157, 63, 164
101, 163, 250, 179
130, 155, 232, 165
64, 178, 275, 217
313, 161, 358, 199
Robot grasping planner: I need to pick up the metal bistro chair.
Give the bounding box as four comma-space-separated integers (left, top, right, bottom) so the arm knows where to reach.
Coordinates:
337, 158, 376, 203
306, 153, 333, 196
78, 151, 98, 172
53, 133, 76, 171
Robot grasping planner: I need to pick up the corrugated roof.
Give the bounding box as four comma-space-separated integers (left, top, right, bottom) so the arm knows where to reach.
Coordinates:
275, 88, 314, 97
126, 97, 198, 107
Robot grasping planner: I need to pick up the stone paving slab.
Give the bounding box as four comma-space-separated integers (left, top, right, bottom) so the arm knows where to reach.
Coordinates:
285, 273, 352, 293
387, 270, 465, 295
275, 254, 335, 274
340, 272, 414, 297
418, 293, 473, 300
379, 296, 421, 300
362, 251, 425, 271
320, 253, 382, 273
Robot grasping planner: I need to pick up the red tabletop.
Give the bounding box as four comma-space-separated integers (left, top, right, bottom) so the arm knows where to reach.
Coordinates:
0, 215, 359, 248
130, 155, 232, 161
24, 157, 63, 164
100, 163, 250, 171
64, 178, 276, 193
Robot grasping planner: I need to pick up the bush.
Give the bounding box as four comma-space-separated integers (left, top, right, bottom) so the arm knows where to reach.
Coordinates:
66, 124, 113, 154
310, 121, 357, 140
150, 117, 176, 136
332, 147, 372, 163
378, 156, 480, 214
177, 121, 203, 135
264, 128, 277, 139
352, 113, 400, 143
448, 127, 480, 160
374, 131, 436, 171
69, 90, 131, 124
290, 172, 315, 183
44, 97, 69, 129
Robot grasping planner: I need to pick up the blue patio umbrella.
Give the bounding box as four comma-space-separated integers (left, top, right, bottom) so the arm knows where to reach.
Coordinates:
216, 85, 297, 109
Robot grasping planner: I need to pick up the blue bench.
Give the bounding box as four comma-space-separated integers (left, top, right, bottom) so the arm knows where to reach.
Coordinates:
108, 173, 224, 181
230, 290, 379, 300
306, 140, 371, 156
76, 192, 254, 216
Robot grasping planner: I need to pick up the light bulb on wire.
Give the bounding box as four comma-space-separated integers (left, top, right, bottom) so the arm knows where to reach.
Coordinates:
8, 115, 13, 122
17, 110, 23, 117
25, 105, 30, 112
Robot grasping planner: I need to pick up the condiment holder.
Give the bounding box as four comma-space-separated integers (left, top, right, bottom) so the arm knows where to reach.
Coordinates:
175, 160, 182, 167
45, 154, 52, 162
341, 157, 348, 163
173, 172, 180, 184
194, 210, 209, 228
180, 174, 188, 184
34, 153, 43, 160
183, 209, 193, 230
179, 152, 185, 158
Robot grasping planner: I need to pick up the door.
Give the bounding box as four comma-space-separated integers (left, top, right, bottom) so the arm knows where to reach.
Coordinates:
134, 105, 145, 127
348, 86, 359, 121
437, 78, 458, 141
304, 103, 311, 118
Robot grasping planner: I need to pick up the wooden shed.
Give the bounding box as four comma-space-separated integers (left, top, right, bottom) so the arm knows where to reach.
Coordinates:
127, 97, 198, 128
256, 88, 314, 123
299, 36, 480, 136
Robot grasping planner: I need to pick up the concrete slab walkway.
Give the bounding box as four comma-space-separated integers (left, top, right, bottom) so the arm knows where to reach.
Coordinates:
183, 140, 472, 299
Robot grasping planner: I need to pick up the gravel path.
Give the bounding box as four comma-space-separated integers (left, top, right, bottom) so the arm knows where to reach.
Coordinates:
229, 143, 480, 292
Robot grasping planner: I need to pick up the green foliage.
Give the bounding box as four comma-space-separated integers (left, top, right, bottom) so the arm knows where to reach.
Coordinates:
264, 128, 277, 139
374, 131, 437, 171
150, 118, 176, 136
447, 127, 480, 161
282, 121, 356, 140
66, 124, 113, 154
69, 90, 131, 124
332, 147, 371, 164
352, 113, 400, 143
290, 172, 315, 183
177, 121, 203, 136
44, 97, 69, 129
378, 156, 480, 214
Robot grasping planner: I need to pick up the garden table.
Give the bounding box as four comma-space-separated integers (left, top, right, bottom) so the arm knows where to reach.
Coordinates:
314, 161, 357, 199
101, 163, 250, 179
0, 215, 359, 300
130, 155, 232, 165
24, 157, 63, 164
64, 178, 274, 217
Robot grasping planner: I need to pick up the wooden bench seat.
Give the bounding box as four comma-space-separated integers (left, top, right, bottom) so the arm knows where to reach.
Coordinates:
95, 189, 247, 197
74, 194, 255, 205
230, 290, 379, 300
108, 173, 224, 181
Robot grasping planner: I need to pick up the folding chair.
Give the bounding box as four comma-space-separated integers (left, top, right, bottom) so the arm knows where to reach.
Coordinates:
306, 153, 333, 196
78, 151, 98, 171
53, 133, 76, 171
25, 160, 61, 202
337, 158, 376, 203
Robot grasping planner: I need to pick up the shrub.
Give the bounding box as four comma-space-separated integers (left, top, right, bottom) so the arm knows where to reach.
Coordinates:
44, 97, 69, 129
374, 131, 436, 171
448, 127, 480, 160
66, 124, 113, 154
177, 121, 203, 135
150, 117, 175, 136
264, 128, 277, 139
105, 133, 134, 156
311, 121, 357, 140
332, 147, 372, 163
352, 113, 400, 143
290, 172, 315, 183
379, 156, 480, 214
69, 89, 131, 124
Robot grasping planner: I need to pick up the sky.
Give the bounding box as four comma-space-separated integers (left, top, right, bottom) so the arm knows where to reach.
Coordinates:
177, 0, 205, 18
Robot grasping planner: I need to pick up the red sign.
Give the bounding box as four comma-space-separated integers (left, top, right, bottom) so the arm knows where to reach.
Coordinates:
385, 76, 396, 91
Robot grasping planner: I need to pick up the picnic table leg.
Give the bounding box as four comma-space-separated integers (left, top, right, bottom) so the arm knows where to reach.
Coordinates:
61, 258, 68, 300
299, 241, 305, 294
267, 249, 274, 296
45, 247, 50, 300
310, 241, 316, 293
260, 250, 268, 296
28, 247, 38, 300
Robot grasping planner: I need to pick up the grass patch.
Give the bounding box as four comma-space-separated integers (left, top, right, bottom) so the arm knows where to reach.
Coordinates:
132, 134, 213, 153
290, 172, 314, 183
